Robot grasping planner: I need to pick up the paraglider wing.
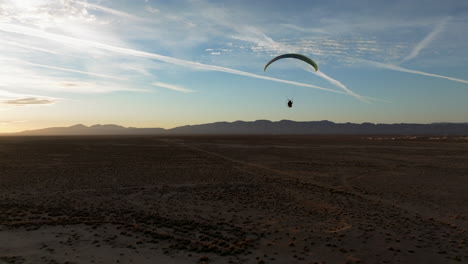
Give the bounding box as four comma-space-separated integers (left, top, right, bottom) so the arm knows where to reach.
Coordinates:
264, 53, 318, 72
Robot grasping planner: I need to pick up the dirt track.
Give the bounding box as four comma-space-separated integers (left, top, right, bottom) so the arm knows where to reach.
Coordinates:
1, 136, 467, 263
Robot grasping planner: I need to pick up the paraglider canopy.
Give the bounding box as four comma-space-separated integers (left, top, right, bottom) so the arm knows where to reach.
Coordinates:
264, 54, 317, 109
264, 53, 318, 72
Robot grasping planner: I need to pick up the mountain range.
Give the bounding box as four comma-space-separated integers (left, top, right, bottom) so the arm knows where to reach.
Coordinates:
4, 120, 468, 136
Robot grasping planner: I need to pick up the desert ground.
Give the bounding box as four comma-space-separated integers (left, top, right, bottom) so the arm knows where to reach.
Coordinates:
0, 135, 467, 263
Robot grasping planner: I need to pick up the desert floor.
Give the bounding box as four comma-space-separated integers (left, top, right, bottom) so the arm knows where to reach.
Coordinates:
1, 135, 467, 263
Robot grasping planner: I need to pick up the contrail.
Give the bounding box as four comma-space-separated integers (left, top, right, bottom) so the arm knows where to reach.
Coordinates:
0, 57, 126, 81
0, 39, 60, 55
29, 62, 126, 80
402, 17, 450, 63
307, 68, 369, 102
364, 59, 468, 84
0, 23, 357, 97
152, 82, 194, 93
73, 1, 139, 20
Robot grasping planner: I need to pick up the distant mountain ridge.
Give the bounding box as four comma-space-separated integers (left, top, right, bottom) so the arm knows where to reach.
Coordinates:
11, 124, 165, 136
4, 120, 468, 136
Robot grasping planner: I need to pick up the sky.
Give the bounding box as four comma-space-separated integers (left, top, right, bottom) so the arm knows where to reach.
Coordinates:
1, 0, 468, 132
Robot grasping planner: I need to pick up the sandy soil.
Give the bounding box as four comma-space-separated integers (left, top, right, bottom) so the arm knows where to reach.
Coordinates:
0, 135, 467, 263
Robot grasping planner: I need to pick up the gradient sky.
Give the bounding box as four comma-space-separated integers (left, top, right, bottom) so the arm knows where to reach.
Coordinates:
1, 0, 467, 132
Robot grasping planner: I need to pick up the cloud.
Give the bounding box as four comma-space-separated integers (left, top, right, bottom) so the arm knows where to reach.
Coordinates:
0, 0, 95, 29
3, 97, 59, 106
0, 23, 355, 97
152, 82, 194, 93
73, 0, 139, 20
361, 59, 468, 84
1, 57, 126, 81
313, 70, 369, 102
145, 6, 160, 14
266, 55, 368, 101
280, 24, 328, 34
0, 120, 27, 123
402, 17, 450, 62
0, 1, 158, 96
231, 26, 291, 54
0, 120, 27, 126
0, 89, 44, 99
0, 59, 147, 94
0, 39, 60, 55
0, 90, 63, 107
188, 5, 366, 99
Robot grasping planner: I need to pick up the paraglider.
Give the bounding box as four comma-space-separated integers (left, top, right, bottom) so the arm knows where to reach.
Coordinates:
264, 53, 318, 72
264, 54, 318, 108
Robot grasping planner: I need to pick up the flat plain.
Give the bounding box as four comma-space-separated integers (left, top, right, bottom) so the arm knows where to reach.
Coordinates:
1, 135, 467, 263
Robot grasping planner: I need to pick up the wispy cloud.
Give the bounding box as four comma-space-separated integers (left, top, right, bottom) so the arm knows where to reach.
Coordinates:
152, 82, 194, 93
231, 26, 291, 54
73, 0, 139, 20
185, 7, 366, 99
202, 9, 367, 100
0, 23, 355, 97
0, 89, 54, 99
0, 59, 146, 94
0, 39, 60, 55
1, 57, 126, 81
313, 70, 369, 102
0, 73, 146, 95
402, 17, 450, 62
0, 120, 28, 126
280, 24, 327, 34
0, 0, 94, 29
145, 6, 160, 14
362, 59, 468, 84
0, 88, 61, 107
3, 97, 58, 106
